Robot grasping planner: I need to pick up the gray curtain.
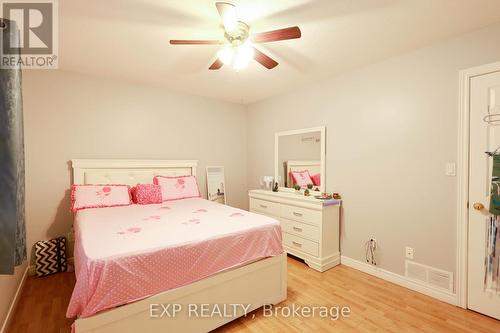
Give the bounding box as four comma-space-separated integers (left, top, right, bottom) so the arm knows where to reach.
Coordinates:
0, 19, 26, 275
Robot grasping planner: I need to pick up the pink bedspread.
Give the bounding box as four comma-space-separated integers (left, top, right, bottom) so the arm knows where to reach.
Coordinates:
66, 198, 282, 319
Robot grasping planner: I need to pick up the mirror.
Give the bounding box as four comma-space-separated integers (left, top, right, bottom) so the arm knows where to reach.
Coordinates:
275, 127, 325, 192
206, 166, 226, 204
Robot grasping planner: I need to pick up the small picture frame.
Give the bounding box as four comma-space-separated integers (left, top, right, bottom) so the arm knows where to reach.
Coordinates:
206, 166, 226, 205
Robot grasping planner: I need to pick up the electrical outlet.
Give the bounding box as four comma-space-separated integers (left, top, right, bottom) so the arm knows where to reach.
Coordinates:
405, 246, 414, 259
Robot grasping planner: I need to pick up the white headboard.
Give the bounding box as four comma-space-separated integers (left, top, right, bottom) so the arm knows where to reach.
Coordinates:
72, 159, 198, 185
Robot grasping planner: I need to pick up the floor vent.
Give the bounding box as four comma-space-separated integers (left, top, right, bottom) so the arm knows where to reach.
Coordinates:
405, 260, 453, 292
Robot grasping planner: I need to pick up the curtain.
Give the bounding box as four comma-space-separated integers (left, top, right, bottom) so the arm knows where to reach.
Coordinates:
0, 19, 26, 275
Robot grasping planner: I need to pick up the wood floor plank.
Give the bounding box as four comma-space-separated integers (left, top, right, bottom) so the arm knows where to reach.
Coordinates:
6, 256, 500, 333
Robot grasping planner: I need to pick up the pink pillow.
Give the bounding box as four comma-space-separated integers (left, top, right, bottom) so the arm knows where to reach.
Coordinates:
311, 173, 321, 186
291, 170, 314, 187
132, 184, 162, 205
71, 184, 132, 212
153, 175, 201, 201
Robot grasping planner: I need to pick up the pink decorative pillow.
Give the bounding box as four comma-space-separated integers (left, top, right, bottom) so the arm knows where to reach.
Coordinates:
132, 184, 162, 205
153, 175, 201, 201
311, 173, 321, 186
291, 170, 314, 187
71, 184, 132, 212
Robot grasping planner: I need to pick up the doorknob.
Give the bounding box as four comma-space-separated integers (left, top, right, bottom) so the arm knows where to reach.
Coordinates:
473, 202, 485, 211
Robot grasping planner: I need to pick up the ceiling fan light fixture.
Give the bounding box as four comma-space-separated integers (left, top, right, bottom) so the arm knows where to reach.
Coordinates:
171, 2, 301, 71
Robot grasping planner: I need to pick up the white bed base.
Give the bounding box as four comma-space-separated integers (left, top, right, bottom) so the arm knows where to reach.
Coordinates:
71, 159, 287, 333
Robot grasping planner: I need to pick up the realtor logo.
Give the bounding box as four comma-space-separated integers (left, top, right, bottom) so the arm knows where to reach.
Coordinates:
1, 0, 58, 69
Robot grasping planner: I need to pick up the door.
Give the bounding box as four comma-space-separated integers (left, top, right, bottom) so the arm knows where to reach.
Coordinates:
468, 70, 500, 319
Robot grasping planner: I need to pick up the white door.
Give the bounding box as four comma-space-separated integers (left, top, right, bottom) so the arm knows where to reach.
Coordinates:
468, 70, 500, 319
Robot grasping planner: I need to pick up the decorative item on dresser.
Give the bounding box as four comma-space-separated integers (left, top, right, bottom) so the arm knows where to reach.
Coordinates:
249, 189, 340, 272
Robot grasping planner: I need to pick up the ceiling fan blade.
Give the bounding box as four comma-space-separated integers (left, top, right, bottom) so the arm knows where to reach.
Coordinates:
251, 26, 301, 43
209, 59, 223, 70
215, 2, 238, 32
169, 40, 224, 45
253, 48, 278, 69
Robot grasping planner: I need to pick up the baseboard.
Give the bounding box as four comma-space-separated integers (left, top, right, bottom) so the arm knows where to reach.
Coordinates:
0, 265, 29, 333
340, 256, 458, 306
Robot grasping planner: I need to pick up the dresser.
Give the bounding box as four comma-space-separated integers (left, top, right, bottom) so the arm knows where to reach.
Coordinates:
249, 189, 340, 272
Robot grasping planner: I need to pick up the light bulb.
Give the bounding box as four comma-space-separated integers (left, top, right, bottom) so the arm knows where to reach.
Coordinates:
217, 45, 234, 65
223, 11, 238, 34
232, 41, 254, 71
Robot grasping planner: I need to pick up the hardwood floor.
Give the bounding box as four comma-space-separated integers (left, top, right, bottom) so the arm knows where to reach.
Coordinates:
7, 256, 500, 333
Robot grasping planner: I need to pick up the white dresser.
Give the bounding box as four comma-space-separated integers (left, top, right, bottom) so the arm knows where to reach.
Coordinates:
249, 189, 340, 272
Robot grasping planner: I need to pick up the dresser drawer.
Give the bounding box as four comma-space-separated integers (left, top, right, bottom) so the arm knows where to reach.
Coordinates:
281, 218, 319, 241
283, 233, 318, 256
281, 205, 321, 225
250, 198, 280, 217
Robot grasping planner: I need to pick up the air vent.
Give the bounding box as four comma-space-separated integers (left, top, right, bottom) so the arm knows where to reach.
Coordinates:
405, 260, 453, 292
406, 261, 427, 282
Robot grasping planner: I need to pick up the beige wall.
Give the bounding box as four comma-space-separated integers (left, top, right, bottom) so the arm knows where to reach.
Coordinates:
0, 262, 27, 331
22, 70, 247, 263
246, 23, 500, 279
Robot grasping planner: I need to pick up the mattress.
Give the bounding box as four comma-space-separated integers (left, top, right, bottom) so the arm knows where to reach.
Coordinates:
66, 198, 283, 319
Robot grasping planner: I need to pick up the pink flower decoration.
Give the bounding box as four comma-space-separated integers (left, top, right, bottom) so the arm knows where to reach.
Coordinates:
127, 227, 141, 233
230, 212, 244, 217
143, 215, 161, 221
102, 187, 112, 193
182, 218, 201, 225
177, 178, 185, 185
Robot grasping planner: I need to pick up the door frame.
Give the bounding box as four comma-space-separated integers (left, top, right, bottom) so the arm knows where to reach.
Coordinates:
457, 60, 500, 308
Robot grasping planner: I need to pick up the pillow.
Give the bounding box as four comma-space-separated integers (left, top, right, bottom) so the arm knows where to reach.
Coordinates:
71, 184, 132, 212
154, 175, 201, 201
132, 184, 162, 205
311, 173, 321, 186
290, 170, 313, 187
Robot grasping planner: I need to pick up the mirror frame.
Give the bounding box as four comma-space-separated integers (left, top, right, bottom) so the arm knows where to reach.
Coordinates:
274, 126, 326, 193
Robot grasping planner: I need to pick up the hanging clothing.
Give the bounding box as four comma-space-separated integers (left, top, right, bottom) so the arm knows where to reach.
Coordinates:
485, 215, 500, 293
0, 19, 26, 275
489, 155, 500, 215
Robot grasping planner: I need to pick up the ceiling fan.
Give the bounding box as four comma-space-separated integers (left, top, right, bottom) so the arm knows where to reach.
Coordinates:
169, 2, 301, 71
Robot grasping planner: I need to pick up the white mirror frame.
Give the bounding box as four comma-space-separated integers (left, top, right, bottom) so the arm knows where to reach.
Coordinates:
274, 126, 326, 193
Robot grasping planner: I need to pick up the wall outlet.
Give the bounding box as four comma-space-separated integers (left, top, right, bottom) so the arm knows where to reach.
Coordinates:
405, 246, 414, 259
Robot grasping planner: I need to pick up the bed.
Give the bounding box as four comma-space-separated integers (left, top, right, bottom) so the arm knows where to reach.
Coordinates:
68, 159, 287, 333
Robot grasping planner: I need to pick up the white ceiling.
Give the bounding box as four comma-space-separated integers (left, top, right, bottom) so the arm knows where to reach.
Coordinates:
60, 0, 500, 104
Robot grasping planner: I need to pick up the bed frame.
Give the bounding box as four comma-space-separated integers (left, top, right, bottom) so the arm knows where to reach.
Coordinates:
71, 159, 287, 333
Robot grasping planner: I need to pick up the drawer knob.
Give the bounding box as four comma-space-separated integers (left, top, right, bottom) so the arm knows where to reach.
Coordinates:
293, 227, 303, 232
259, 204, 268, 209
293, 212, 303, 217
292, 241, 302, 247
